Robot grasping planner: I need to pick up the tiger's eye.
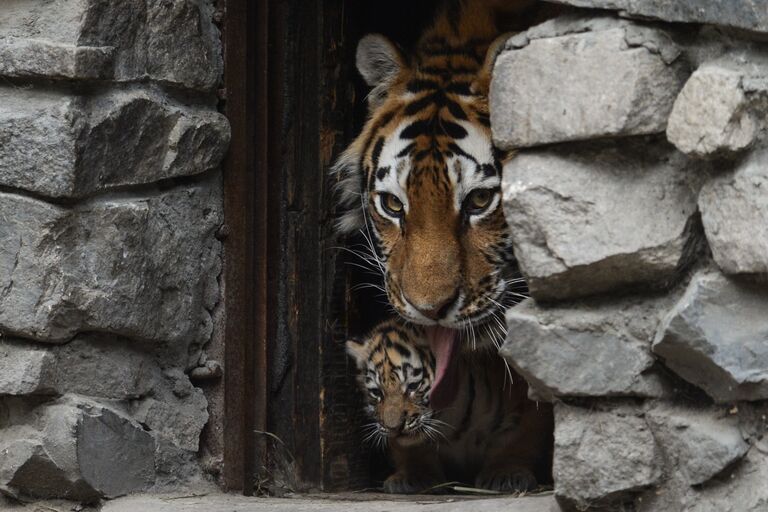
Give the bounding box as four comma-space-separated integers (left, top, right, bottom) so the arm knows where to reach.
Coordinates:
381, 193, 404, 217
466, 188, 494, 214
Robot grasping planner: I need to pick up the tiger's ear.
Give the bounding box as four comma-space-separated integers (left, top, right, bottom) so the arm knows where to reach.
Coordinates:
357, 34, 405, 108
473, 32, 513, 95
345, 337, 369, 366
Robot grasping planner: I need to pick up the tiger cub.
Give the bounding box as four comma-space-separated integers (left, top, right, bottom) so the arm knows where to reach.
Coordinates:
346, 319, 553, 494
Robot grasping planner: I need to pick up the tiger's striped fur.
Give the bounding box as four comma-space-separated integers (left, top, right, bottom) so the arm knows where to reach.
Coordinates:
333, 0, 538, 333
347, 320, 553, 494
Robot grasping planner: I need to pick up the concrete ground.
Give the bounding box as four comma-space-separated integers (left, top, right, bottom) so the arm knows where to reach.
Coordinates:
102, 493, 560, 512
2, 492, 560, 512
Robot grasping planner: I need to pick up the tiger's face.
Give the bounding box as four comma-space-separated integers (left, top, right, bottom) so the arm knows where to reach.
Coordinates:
334, 33, 517, 332
346, 322, 442, 447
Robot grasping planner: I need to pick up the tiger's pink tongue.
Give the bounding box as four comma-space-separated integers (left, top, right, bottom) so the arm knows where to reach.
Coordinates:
426, 326, 459, 410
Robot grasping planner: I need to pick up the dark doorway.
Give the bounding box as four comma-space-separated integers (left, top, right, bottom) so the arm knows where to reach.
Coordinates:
221, 0, 554, 495
222, 0, 445, 493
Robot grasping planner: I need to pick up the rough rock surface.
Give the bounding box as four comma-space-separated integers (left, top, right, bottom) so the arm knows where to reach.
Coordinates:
0, 0, 225, 502
636, 445, 768, 512
0, 396, 155, 501
685, 447, 768, 512
0, 87, 230, 198
646, 404, 749, 486
0, 0, 222, 89
548, 0, 768, 34
0, 38, 114, 80
699, 148, 768, 275
0, 180, 222, 359
667, 61, 768, 158
653, 270, 768, 402
0, 336, 159, 399
501, 296, 671, 400
131, 368, 209, 452
502, 141, 704, 301
553, 404, 662, 509
491, 17, 687, 148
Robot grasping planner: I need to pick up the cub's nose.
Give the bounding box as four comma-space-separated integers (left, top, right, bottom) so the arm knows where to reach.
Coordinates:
381, 408, 405, 432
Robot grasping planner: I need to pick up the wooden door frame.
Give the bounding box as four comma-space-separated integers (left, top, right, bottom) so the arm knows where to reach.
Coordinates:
221, 0, 265, 493
221, 0, 364, 493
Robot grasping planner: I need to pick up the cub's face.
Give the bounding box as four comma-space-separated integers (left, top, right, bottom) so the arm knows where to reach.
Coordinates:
334, 34, 517, 332
346, 324, 441, 447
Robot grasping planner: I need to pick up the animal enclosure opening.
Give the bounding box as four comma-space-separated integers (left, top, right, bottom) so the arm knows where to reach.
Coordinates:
248, 0, 556, 496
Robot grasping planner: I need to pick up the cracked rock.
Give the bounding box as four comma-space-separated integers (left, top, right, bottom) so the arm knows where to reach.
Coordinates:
554, 403, 662, 509
0, 180, 222, 363
667, 61, 768, 158
0, 396, 154, 501
699, 148, 768, 275
502, 140, 704, 301
131, 369, 208, 452
0, 87, 230, 199
653, 270, 768, 402
501, 296, 671, 401
647, 403, 749, 486
0, 0, 222, 89
0, 336, 159, 399
547, 1, 768, 34
491, 17, 687, 148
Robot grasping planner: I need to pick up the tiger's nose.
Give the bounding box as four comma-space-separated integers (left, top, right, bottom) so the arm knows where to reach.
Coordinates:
408, 290, 458, 321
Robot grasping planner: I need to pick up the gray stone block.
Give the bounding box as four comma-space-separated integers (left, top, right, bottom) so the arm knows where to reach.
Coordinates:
501, 297, 671, 400
548, 0, 768, 34
653, 271, 768, 402
0, 180, 222, 359
0, 38, 113, 80
0, 87, 230, 198
131, 368, 209, 452
501, 141, 704, 301
686, 447, 768, 512
637, 445, 768, 512
646, 404, 749, 486
554, 404, 662, 509
0, 396, 154, 501
667, 61, 768, 158
491, 19, 686, 148
0, 343, 52, 396
699, 148, 768, 275
0, 336, 159, 399
0, 0, 222, 89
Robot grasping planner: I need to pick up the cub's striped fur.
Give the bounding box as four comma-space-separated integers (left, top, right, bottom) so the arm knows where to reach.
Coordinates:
333, 0, 540, 334
347, 320, 553, 494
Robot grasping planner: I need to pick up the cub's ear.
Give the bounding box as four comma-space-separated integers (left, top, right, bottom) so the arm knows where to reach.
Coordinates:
345, 337, 369, 366
356, 34, 405, 108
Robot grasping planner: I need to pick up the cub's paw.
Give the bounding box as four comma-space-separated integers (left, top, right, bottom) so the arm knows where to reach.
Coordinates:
383, 472, 436, 494
475, 467, 537, 493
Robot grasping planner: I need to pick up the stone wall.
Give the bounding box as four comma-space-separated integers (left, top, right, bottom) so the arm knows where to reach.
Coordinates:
493, 4, 768, 511
0, 0, 229, 503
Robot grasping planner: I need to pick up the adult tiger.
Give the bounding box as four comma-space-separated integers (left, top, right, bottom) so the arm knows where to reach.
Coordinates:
334, 0, 543, 409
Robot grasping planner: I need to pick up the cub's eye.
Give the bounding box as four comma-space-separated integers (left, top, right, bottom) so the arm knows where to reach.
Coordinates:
406, 382, 420, 394
368, 388, 383, 401
464, 188, 495, 215
380, 193, 404, 217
